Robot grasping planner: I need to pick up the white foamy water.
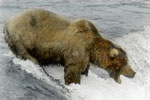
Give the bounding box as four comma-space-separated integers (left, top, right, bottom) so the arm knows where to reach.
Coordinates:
11, 26, 150, 100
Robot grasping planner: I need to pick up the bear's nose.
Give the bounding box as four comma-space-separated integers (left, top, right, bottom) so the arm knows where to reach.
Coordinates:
133, 71, 136, 77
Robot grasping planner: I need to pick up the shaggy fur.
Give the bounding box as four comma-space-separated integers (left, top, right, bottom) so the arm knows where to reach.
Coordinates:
4, 9, 135, 85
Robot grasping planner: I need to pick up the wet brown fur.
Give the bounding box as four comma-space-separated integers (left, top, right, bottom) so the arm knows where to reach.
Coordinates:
4, 9, 135, 85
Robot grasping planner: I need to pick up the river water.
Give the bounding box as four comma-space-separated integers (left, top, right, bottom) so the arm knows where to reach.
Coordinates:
0, 0, 150, 100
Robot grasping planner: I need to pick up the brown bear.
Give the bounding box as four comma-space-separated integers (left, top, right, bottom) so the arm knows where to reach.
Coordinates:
3, 9, 136, 85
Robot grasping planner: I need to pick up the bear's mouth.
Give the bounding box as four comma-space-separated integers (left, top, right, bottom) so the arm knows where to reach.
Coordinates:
108, 70, 122, 84
116, 71, 136, 83
115, 76, 121, 84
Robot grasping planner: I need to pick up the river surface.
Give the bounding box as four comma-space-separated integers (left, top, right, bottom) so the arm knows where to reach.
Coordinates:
0, 0, 150, 100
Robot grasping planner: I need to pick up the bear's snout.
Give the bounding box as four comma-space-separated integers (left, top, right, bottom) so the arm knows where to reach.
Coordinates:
120, 64, 136, 79
125, 71, 136, 78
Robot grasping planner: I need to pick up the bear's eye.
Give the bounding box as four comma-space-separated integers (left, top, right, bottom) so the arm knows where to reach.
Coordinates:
110, 57, 115, 60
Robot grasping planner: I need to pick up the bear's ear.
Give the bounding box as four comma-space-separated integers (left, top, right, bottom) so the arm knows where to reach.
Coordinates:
109, 48, 119, 57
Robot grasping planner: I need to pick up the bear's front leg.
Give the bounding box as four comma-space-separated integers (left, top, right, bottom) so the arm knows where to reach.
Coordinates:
64, 64, 83, 85
81, 64, 90, 76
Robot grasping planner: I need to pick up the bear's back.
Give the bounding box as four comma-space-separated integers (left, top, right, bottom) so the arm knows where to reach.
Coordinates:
5, 9, 72, 48
7, 9, 71, 36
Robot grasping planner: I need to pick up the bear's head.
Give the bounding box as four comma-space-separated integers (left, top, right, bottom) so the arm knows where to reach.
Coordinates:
91, 38, 136, 83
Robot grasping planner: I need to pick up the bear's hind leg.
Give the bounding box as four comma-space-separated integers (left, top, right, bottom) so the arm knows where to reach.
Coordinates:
8, 40, 38, 64
18, 47, 38, 64
23, 52, 39, 64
